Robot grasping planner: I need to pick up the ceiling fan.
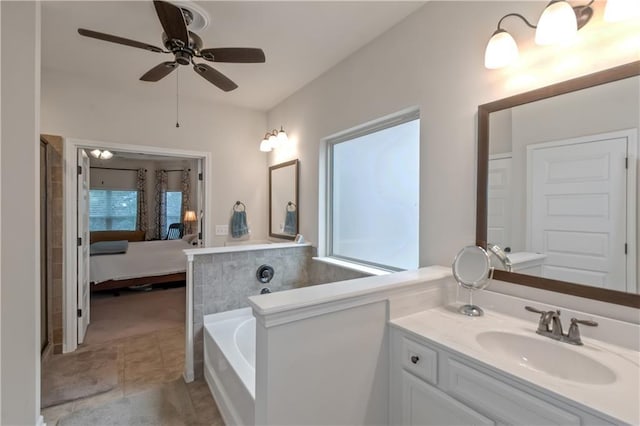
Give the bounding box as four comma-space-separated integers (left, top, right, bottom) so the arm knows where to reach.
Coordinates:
77, 0, 265, 92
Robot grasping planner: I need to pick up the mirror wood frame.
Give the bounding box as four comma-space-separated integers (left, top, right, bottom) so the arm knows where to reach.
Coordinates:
269, 159, 299, 240
476, 60, 640, 309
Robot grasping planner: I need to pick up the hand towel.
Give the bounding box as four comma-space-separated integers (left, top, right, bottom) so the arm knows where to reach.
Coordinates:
283, 210, 297, 235
231, 210, 249, 238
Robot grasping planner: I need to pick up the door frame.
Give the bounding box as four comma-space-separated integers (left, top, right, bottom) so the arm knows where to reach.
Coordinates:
525, 128, 637, 292
63, 137, 213, 353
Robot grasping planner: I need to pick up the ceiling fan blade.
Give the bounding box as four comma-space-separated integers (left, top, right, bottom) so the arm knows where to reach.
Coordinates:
78, 28, 164, 53
153, 0, 189, 47
200, 48, 266, 63
140, 62, 178, 82
193, 63, 238, 92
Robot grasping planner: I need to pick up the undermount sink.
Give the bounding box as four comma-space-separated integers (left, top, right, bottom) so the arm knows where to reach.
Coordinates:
476, 331, 616, 385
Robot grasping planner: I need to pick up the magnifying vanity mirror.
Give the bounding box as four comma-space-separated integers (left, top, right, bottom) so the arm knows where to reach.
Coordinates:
269, 159, 299, 240
453, 246, 493, 317
477, 61, 640, 308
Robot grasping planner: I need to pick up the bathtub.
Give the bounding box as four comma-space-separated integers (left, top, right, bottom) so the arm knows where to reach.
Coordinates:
204, 307, 256, 425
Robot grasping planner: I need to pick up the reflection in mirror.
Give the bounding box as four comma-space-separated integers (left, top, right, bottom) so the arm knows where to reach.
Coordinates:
478, 61, 640, 308
269, 159, 299, 240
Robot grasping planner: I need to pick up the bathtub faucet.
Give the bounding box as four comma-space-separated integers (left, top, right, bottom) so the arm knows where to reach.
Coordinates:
260, 287, 271, 294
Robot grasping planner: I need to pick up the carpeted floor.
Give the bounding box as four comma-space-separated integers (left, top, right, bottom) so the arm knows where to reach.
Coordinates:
42, 346, 119, 408
85, 286, 185, 345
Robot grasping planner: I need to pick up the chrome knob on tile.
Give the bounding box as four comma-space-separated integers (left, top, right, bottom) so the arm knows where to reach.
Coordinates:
410, 355, 420, 364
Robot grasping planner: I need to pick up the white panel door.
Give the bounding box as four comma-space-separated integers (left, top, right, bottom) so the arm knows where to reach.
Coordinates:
528, 136, 628, 290
488, 155, 512, 251
77, 149, 90, 343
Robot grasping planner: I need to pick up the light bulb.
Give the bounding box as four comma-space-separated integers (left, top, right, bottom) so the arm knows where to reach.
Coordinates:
276, 127, 289, 145
535, 1, 577, 45
260, 138, 272, 152
484, 30, 519, 69
90, 149, 102, 159
100, 150, 113, 160
604, 0, 640, 22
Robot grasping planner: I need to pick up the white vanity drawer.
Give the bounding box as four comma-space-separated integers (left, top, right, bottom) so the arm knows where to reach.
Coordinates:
402, 337, 438, 385
444, 357, 580, 426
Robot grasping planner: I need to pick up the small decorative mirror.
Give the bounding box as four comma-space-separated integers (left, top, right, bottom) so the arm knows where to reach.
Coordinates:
452, 244, 511, 317
269, 159, 299, 240
453, 246, 493, 317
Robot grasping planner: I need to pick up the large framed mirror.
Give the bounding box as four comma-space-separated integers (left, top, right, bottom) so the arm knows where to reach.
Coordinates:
269, 159, 299, 240
477, 61, 640, 309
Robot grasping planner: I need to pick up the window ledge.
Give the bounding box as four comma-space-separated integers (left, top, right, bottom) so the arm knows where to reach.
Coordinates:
312, 256, 392, 276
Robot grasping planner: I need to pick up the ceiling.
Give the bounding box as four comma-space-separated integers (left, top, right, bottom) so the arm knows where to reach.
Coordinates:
42, 1, 425, 111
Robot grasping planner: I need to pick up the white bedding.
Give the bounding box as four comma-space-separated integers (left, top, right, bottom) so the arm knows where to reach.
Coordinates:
90, 239, 191, 284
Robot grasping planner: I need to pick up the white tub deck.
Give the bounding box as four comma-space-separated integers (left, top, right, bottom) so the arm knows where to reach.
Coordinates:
204, 308, 256, 426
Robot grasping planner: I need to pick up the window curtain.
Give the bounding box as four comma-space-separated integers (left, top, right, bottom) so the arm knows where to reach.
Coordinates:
180, 169, 191, 225
135, 168, 148, 238
153, 169, 168, 239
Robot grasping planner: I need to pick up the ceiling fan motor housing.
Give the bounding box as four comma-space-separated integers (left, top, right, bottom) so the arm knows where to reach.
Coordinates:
162, 31, 202, 65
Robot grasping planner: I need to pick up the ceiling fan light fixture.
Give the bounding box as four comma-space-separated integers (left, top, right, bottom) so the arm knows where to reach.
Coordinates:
90, 149, 113, 160
535, 0, 577, 45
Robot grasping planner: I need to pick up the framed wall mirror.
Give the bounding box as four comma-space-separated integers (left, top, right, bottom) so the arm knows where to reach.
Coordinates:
477, 61, 640, 308
269, 159, 299, 240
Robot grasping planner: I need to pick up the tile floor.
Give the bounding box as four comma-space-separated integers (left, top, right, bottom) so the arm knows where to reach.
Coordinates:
42, 324, 222, 425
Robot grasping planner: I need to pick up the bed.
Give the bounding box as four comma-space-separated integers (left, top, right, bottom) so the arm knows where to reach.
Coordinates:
89, 231, 192, 292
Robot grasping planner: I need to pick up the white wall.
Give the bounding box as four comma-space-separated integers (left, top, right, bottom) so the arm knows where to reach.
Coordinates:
1, 2, 41, 424
266, 1, 640, 268
41, 68, 269, 245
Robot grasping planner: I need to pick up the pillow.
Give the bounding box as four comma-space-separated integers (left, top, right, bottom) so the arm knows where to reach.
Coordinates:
182, 233, 198, 244
90, 240, 129, 256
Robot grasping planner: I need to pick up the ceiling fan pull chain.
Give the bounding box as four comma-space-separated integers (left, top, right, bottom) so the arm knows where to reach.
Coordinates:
176, 67, 180, 128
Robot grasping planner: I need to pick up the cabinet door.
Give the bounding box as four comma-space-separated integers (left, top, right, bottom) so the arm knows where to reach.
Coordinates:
402, 371, 495, 426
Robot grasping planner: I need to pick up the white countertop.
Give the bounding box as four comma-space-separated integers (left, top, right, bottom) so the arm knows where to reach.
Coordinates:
183, 242, 310, 257
249, 266, 452, 317
390, 307, 640, 425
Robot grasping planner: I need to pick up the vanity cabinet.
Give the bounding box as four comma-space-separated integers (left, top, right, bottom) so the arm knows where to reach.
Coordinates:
390, 327, 616, 426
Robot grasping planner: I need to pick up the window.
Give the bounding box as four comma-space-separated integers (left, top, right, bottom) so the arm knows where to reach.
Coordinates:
89, 190, 138, 231
327, 111, 419, 271
166, 191, 183, 228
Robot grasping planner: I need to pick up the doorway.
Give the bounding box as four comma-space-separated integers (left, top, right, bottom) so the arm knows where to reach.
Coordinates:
63, 139, 212, 353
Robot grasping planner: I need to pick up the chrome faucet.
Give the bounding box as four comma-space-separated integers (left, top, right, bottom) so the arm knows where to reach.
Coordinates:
525, 306, 597, 345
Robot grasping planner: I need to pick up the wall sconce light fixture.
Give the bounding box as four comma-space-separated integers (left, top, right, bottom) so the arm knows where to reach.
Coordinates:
89, 149, 114, 159
483, 0, 632, 69
259, 126, 289, 152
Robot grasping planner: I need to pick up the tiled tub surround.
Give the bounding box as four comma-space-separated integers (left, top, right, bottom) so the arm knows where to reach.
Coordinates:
185, 242, 369, 379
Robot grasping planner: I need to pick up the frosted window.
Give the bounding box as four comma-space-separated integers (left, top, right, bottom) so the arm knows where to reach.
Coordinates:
329, 116, 419, 270
89, 190, 138, 231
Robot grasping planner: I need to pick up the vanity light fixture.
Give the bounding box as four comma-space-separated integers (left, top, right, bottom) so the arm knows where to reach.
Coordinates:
89, 149, 114, 160
604, 0, 640, 22
259, 126, 289, 152
485, 0, 595, 69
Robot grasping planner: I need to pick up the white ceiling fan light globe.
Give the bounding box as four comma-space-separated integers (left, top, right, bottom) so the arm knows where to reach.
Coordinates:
485, 30, 520, 69
535, 1, 578, 45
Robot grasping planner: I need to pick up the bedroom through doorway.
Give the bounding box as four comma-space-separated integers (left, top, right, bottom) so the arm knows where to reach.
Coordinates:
63, 139, 211, 353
